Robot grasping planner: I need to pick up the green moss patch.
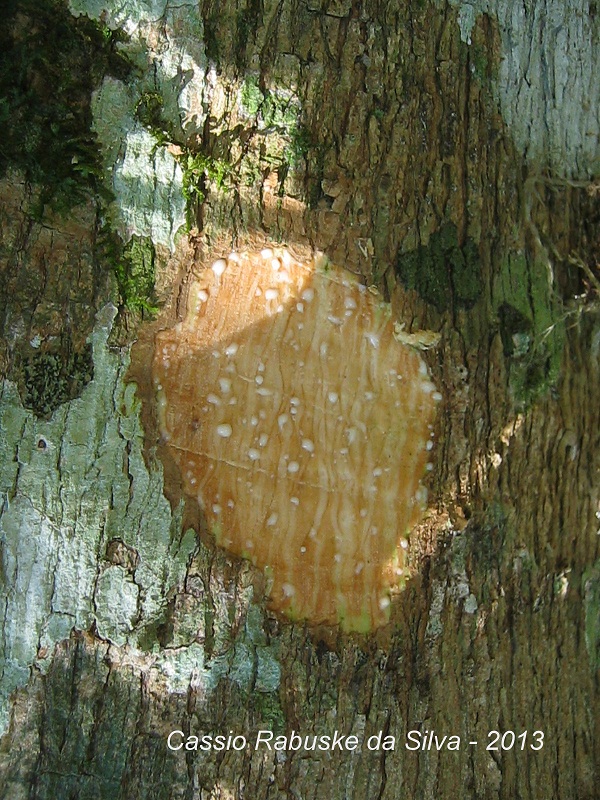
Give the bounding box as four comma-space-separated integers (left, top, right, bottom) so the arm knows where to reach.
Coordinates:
116, 236, 158, 314
97, 228, 158, 317
0, 0, 130, 217
135, 91, 232, 229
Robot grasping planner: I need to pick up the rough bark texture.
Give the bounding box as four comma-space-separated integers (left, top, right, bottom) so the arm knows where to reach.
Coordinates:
1, 1, 599, 798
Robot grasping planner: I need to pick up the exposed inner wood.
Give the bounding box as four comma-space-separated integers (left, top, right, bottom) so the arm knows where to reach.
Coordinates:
153, 247, 438, 630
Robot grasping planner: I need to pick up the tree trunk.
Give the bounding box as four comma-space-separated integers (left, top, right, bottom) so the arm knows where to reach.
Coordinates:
1, 1, 599, 798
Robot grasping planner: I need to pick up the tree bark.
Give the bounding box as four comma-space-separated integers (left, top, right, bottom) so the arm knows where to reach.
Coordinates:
1, 1, 599, 799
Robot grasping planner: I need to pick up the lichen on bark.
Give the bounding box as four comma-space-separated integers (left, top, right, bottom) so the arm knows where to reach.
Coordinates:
0, 305, 280, 736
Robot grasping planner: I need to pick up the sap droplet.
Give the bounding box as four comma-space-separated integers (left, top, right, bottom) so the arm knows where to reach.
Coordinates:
212, 259, 227, 277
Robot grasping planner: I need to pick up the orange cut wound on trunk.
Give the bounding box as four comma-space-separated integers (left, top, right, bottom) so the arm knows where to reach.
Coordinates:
153, 247, 438, 631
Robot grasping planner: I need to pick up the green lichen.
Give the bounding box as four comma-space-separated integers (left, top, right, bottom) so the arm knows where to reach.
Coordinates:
395, 223, 482, 312
286, 123, 312, 167
470, 42, 496, 84
457, 37, 494, 85
250, 691, 285, 734
494, 252, 564, 406
240, 75, 265, 117
241, 156, 263, 187
0, 0, 130, 218
262, 92, 300, 130
240, 75, 305, 171
241, 75, 302, 127
137, 75, 303, 224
